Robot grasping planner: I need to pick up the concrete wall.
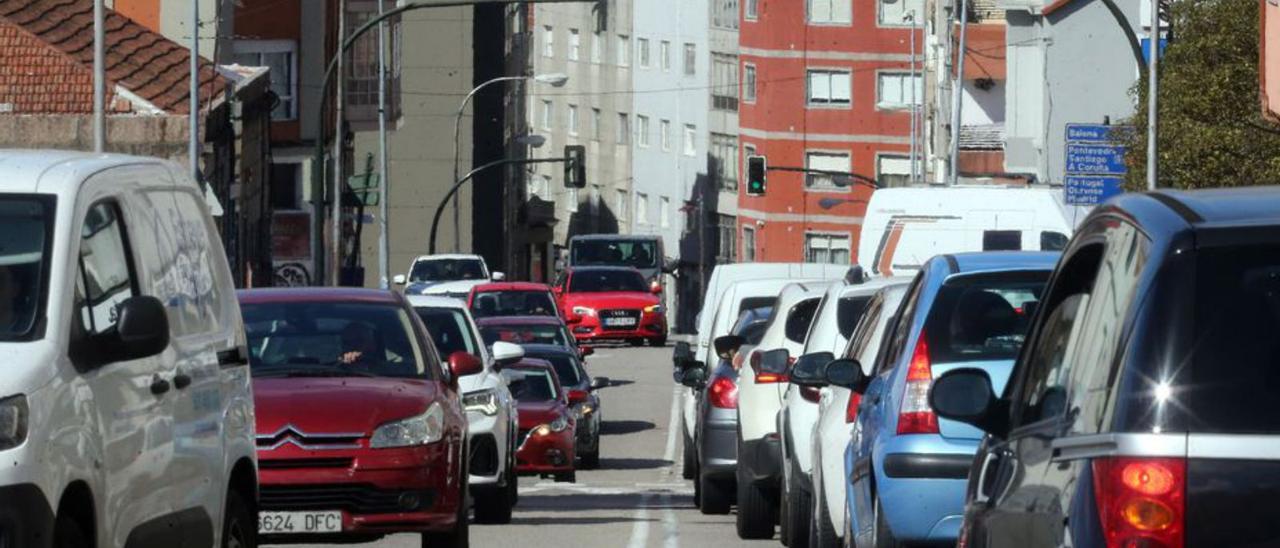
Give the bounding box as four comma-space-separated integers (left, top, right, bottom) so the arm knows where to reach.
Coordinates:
0, 115, 190, 159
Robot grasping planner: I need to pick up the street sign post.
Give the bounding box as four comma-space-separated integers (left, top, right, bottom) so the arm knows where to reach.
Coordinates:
1064, 124, 1129, 206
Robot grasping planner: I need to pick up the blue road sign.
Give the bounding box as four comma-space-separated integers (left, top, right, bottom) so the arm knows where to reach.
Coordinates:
1066, 143, 1127, 175
1141, 37, 1169, 60
1066, 124, 1122, 143
1064, 176, 1125, 206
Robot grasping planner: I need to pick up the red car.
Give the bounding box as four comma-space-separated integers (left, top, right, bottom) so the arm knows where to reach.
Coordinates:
239, 288, 479, 546
553, 266, 668, 346
467, 281, 561, 319
499, 358, 587, 483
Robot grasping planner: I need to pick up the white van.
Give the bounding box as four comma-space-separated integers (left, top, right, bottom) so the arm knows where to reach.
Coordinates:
857, 186, 1081, 277
0, 151, 256, 548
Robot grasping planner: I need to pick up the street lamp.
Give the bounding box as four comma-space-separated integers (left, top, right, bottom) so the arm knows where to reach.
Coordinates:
818, 197, 865, 210
450, 73, 569, 252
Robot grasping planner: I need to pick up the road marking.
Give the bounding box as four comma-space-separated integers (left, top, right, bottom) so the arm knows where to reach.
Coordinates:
628, 493, 652, 548
663, 385, 681, 476
661, 492, 679, 548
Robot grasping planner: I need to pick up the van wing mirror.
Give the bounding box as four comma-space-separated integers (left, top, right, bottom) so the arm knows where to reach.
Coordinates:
790, 352, 835, 387
678, 364, 708, 389
77, 295, 171, 368
491, 341, 525, 367
672, 341, 695, 366
393, 274, 407, 286
757, 348, 791, 375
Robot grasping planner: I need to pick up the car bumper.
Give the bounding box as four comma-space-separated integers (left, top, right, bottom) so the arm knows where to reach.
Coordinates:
257, 442, 462, 538
0, 483, 55, 548
516, 430, 576, 474
873, 437, 976, 542
699, 418, 738, 479
571, 314, 667, 341
739, 436, 783, 487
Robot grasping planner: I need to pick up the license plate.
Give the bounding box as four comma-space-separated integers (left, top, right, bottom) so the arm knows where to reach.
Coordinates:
258, 511, 343, 534
604, 317, 637, 327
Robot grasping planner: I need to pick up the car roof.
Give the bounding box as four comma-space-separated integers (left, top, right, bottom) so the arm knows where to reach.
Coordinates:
571, 234, 660, 241
405, 294, 468, 309
775, 280, 834, 308
412, 254, 484, 261
475, 316, 565, 327
237, 287, 403, 305
0, 150, 180, 196
567, 266, 642, 274
505, 358, 556, 371
519, 344, 578, 357
1151, 187, 1280, 226
831, 276, 913, 299
942, 251, 1062, 274
471, 282, 552, 292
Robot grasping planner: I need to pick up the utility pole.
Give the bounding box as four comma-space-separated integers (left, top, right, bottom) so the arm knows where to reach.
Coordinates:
377, 0, 390, 288
1147, 0, 1159, 191
190, 0, 200, 180
949, 0, 969, 186
332, 0, 347, 287
93, 0, 105, 153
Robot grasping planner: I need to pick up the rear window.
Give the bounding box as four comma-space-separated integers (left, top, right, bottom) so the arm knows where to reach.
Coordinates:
785, 298, 821, 344
836, 296, 871, 339
1187, 246, 1280, 434
536, 354, 583, 386
471, 290, 557, 318
922, 272, 1050, 363
480, 323, 570, 347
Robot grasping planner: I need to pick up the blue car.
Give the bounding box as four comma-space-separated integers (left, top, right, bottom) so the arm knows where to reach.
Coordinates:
839, 252, 1059, 546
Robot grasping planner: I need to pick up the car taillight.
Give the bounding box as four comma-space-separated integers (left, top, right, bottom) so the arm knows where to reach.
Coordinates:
896, 334, 939, 435
845, 392, 862, 423
708, 376, 738, 409
1092, 457, 1186, 548
800, 386, 821, 403
756, 371, 788, 384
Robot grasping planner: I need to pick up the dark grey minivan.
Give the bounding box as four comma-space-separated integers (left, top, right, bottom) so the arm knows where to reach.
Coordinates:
931, 188, 1280, 548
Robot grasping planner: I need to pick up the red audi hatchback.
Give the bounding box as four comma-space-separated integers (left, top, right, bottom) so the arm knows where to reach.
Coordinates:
553, 266, 667, 346
238, 288, 478, 547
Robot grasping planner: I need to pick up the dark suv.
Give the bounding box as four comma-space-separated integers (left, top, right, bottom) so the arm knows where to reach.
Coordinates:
930, 187, 1280, 548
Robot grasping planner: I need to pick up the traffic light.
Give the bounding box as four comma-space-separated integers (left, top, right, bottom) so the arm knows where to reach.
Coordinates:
746, 155, 767, 196
565, 145, 586, 189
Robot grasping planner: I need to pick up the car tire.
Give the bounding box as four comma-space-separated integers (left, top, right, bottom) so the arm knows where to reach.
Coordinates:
53, 513, 90, 548
812, 482, 840, 548
222, 489, 257, 548
579, 448, 600, 470
648, 337, 667, 347
422, 480, 469, 548
629, 339, 646, 347
473, 471, 515, 525
783, 469, 812, 548
698, 472, 732, 515
554, 471, 577, 483
681, 425, 697, 480
872, 494, 902, 548
735, 458, 777, 540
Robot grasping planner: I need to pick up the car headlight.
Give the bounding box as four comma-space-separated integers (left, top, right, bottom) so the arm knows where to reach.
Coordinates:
463, 389, 499, 416
533, 416, 570, 436
0, 395, 28, 451
644, 304, 664, 314
370, 402, 445, 448
572, 306, 595, 316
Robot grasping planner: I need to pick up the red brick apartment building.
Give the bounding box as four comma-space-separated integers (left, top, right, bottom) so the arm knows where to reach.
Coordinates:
737, 0, 919, 264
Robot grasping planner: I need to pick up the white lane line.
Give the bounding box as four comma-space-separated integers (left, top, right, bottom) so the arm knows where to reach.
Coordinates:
662, 385, 681, 476
628, 493, 652, 548
661, 492, 679, 548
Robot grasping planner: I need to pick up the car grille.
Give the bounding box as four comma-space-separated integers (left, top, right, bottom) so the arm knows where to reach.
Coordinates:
599, 309, 641, 331
469, 434, 499, 477
259, 458, 354, 470
260, 484, 436, 514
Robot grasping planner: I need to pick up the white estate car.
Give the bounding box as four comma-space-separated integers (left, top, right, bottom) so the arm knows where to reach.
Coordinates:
395, 254, 504, 299
408, 295, 523, 524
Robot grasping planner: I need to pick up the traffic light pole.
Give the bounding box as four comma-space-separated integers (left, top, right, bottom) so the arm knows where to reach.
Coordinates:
766, 166, 881, 190
428, 156, 575, 255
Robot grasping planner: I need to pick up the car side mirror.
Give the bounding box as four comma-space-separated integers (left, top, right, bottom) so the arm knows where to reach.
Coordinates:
492, 271, 506, 281
930, 368, 1009, 437
113, 295, 171, 362
448, 351, 484, 378
491, 341, 525, 367
567, 389, 590, 405
393, 274, 407, 286
663, 259, 678, 274
790, 352, 835, 387
590, 377, 610, 390
757, 348, 790, 375
580, 345, 595, 357
823, 358, 868, 393
713, 335, 745, 360
672, 341, 694, 366
678, 365, 708, 389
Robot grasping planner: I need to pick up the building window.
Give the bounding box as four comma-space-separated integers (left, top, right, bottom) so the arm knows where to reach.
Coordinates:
528, 174, 550, 199
660, 196, 671, 227
617, 34, 631, 66
660, 119, 672, 151
341, 8, 403, 123
683, 43, 697, 75
808, 0, 852, 24
877, 154, 912, 187
742, 225, 756, 262
568, 104, 580, 135
807, 69, 851, 106
660, 41, 671, 71
638, 37, 651, 68
234, 41, 299, 120
683, 124, 697, 156
269, 163, 303, 210
805, 151, 851, 189
617, 113, 630, 144
711, 133, 739, 190
543, 25, 554, 57
805, 233, 851, 264
877, 72, 923, 110
712, 53, 739, 111
746, 0, 759, 19
713, 0, 740, 29
717, 214, 737, 262
615, 189, 628, 220
566, 187, 579, 213
568, 28, 581, 60
635, 192, 649, 225
592, 108, 602, 140
637, 115, 651, 147
592, 32, 603, 63
743, 63, 757, 103
880, 0, 923, 26
541, 100, 553, 130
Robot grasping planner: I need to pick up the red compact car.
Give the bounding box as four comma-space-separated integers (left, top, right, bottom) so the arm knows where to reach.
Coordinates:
500, 359, 586, 483
239, 288, 479, 547
553, 266, 668, 346
468, 281, 561, 319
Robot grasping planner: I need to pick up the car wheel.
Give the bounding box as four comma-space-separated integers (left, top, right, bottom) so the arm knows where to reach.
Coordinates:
53, 513, 90, 548
812, 481, 840, 548
629, 339, 646, 347
579, 448, 600, 470
698, 471, 732, 515
735, 456, 777, 540
872, 494, 902, 548
473, 472, 515, 525
648, 337, 667, 347
681, 424, 697, 480
422, 480, 469, 548
222, 489, 257, 548
784, 470, 812, 548
554, 471, 577, 483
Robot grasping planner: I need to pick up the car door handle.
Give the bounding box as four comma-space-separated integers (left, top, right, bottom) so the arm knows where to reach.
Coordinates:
173, 372, 192, 390
218, 347, 248, 368
150, 375, 172, 396
973, 451, 1000, 505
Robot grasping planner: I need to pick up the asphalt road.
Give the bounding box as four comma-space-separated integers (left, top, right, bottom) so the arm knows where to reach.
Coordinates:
268, 343, 774, 548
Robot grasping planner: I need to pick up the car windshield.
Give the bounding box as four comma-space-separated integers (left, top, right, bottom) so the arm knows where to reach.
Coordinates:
531, 354, 583, 386
410, 258, 486, 282
471, 290, 557, 318
570, 270, 647, 293
502, 368, 558, 403
415, 307, 479, 360
572, 240, 658, 268
0, 196, 51, 341
480, 323, 570, 347
242, 301, 433, 380
923, 272, 1049, 363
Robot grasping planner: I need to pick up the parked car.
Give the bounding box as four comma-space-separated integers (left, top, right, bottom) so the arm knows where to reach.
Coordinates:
734, 281, 834, 540
554, 266, 667, 346
408, 295, 525, 524
241, 288, 474, 546
502, 359, 587, 483
930, 188, 1280, 548
777, 275, 904, 547
678, 304, 775, 515
521, 344, 610, 469
804, 283, 908, 547
468, 282, 561, 319
0, 151, 256, 548
827, 252, 1058, 547
395, 253, 504, 299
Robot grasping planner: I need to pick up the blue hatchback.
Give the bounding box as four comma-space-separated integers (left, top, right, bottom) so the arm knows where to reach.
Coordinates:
840, 252, 1059, 545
